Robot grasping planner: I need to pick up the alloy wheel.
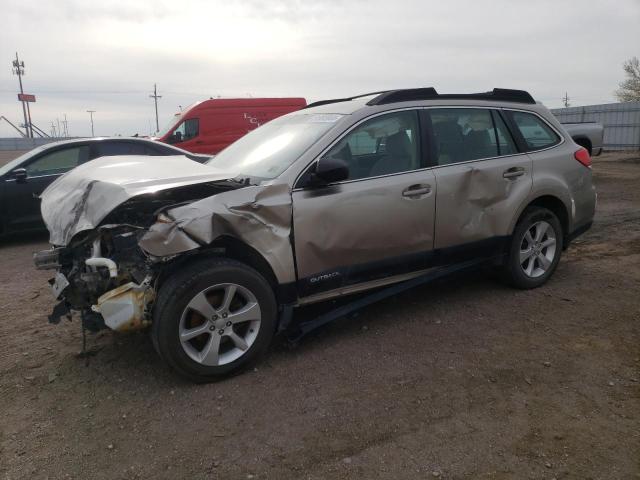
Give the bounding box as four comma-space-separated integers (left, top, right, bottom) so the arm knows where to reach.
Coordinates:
519, 220, 557, 278
179, 283, 262, 366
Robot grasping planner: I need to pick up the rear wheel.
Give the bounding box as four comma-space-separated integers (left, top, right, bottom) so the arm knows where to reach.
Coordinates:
503, 207, 563, 289
152, 258, 277, 382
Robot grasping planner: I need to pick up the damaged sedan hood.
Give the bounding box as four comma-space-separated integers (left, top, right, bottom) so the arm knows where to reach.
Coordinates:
41, 155, 238, 245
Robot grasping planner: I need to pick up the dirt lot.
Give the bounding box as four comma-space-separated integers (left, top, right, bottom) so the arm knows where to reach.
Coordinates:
0, 151, 28, 166
0, 151, 638, 479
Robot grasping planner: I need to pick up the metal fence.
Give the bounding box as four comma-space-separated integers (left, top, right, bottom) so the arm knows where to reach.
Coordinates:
551, 102, 640, 151
0, 137, 65, 151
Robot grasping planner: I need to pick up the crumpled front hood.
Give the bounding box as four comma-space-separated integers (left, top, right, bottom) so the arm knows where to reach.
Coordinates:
41, 155, 237, 245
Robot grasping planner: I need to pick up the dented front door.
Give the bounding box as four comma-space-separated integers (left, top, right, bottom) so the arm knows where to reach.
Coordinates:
292, 169, 436, 298
292, 109, 437, 298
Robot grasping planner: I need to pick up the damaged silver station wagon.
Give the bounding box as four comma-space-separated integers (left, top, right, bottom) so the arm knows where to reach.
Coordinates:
35, 88, 596, 381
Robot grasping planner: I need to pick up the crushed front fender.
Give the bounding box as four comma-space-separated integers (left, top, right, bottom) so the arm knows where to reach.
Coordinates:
139, 182, 296, 284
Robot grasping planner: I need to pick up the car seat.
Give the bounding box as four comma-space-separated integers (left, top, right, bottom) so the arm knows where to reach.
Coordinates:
370, 131, 415, 177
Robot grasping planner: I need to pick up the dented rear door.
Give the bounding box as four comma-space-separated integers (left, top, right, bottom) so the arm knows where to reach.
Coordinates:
426, 108, 532, 253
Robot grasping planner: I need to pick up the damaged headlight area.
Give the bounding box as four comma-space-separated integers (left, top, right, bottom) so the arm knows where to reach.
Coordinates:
35, 224, 155, 333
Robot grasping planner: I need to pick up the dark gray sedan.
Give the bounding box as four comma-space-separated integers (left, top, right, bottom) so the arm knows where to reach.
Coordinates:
0, 137, 210, 235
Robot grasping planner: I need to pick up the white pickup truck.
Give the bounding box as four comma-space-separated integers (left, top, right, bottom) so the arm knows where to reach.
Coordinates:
562, 122, 604, 156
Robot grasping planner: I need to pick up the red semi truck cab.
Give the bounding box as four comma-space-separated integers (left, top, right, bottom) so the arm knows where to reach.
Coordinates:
156, 97, 307, 154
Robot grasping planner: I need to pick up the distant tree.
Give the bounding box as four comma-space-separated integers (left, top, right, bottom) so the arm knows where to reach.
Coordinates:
615, 57, 640, 102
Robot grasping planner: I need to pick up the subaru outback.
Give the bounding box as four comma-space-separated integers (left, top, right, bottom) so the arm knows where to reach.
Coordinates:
34, 88, 596, 381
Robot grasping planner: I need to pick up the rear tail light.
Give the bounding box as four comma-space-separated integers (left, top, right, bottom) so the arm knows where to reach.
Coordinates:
574, 148, 591, 168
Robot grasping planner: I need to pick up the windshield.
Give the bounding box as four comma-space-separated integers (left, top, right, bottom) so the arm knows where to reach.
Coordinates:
157, 114, 181, 138
206, 113, 343, 179
157, 110, 188, 138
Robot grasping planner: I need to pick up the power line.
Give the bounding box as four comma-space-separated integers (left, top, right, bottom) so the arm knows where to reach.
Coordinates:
149, 83, 162, 133
0, 115, 26, 137
0, 88, 148, 94
563, 92, 571, 108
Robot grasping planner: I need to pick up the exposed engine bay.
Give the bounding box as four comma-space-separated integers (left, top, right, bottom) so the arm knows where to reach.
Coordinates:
36, 223, 154, 332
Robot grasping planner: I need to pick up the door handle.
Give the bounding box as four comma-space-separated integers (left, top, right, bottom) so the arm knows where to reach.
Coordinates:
503, 167, 525, 179
402, 184, 431, 197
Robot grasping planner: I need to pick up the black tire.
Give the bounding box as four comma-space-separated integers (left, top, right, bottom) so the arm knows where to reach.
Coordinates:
152, 257, 277, 382
503, 206, 563, 289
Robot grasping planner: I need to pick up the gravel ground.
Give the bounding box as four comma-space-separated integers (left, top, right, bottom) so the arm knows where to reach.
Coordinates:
0, 151, 28, 166
0, 151, 638, 479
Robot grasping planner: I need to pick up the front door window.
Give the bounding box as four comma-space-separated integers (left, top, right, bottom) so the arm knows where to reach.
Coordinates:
25, 145, 90, 177
323, 110, 421, 180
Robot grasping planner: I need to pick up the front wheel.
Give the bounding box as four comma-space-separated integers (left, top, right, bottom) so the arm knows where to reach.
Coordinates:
152, 258, 277, 382
503, 206, 563, 289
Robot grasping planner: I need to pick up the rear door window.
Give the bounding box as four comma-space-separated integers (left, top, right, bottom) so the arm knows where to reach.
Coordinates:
25, 145, 90, 176
508, 111, 560, 151
427, 108, 519, 166
492, 111, 518, 156
143, 144, 174, 155
96, 141, 148, 156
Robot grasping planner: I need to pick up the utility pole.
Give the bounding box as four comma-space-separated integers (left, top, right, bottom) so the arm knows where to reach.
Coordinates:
149, 83, 162, 133
26, 100, 34, 138
62, 114, 69, 137
12, 52, 31, 138
563, 92, 571, 108
86, 110, 96, 136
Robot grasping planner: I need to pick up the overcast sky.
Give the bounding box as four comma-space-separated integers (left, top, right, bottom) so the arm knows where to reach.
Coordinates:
1, 0, 639, 137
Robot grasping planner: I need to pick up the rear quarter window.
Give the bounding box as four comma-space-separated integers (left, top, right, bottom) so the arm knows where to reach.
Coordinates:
509, 111, 560, 151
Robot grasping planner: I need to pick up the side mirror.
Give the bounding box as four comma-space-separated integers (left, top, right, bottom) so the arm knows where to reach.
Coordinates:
312, 157, 349, 185
12, 168, 27, 183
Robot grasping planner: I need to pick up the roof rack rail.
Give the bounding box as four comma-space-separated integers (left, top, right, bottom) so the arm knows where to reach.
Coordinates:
304, 90, 390, 109
366, 88, 438, 105
304, 88, 536, 110
367, 88, 536, 106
